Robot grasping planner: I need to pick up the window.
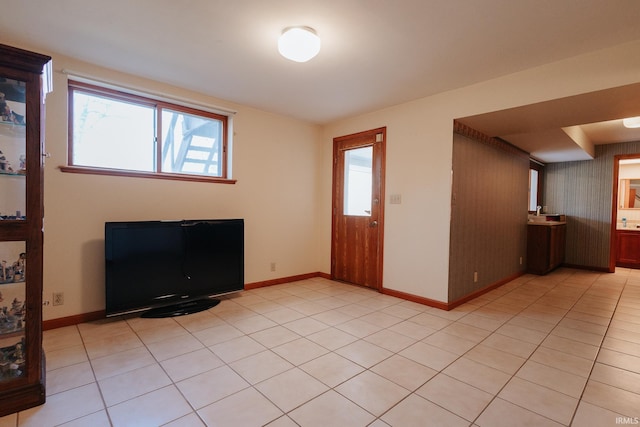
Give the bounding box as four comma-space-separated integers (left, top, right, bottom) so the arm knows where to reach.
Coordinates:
66, 81, 233, 183
343, 146, 373, 216
528, 168, 539, 211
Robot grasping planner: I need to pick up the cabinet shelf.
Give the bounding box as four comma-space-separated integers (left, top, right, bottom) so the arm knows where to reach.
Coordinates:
0, 330, 24, 339
0, 122, 25, 139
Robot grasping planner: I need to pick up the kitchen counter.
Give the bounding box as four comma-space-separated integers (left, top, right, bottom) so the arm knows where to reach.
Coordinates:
617, 224, 640, 230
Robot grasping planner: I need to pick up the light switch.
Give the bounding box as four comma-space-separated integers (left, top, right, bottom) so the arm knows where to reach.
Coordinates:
390, 194, 402, 204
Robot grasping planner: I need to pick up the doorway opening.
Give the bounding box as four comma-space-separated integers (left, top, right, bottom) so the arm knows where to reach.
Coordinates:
611, 153, 640, 270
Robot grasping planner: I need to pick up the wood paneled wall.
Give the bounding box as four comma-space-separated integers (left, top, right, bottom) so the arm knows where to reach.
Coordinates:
544, 141, 640, 270
449, 129, 529, 302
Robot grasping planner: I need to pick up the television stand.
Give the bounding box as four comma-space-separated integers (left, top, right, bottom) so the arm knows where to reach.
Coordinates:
141, 298, 221, 318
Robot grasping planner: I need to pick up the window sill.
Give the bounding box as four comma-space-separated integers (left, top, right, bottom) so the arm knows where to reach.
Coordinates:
59, 165, 237, 184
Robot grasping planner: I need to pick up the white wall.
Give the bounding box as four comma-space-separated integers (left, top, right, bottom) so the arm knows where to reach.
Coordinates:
321, 40, 640, 303
38, 53, 323, 321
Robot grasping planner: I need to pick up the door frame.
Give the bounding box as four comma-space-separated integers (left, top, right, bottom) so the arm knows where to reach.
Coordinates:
610, 153, 640, 271
330, 127, 386, 291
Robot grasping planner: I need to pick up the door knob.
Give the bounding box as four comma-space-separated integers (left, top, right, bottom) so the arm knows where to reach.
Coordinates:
370, 221, 378, 227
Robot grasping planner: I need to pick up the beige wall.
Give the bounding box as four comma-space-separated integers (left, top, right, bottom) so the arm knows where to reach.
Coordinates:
320, 100, 455, 302
38, 53, 323, 321
321, 40, 640, 303
8, 37, 640, 319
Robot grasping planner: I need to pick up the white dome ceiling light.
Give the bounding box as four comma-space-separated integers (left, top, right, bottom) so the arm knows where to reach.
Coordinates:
278, 26, 321, 63
623, 117, 640, 129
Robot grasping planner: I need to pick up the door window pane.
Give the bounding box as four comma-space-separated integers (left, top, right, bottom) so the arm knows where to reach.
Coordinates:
344, 146, 372, 216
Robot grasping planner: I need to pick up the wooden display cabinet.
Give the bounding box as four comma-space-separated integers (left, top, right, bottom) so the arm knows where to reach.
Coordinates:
0, 43, 51, 416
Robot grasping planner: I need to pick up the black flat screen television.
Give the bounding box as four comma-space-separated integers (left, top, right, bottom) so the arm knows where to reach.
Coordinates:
105, 219, 244, 318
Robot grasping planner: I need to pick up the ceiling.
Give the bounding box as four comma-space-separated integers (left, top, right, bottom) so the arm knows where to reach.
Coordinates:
458, 82, 640, 162
2, 0, 640, 162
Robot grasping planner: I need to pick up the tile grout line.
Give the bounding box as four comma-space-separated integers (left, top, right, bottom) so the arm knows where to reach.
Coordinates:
372, 273, 562, 425
466, 272, 619, 426
32, 272, 640, 426
568, 275, 639, 423
466, 275, 581, 426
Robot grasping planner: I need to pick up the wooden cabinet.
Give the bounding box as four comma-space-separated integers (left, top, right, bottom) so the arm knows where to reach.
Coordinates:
616, 230, 640, 268
0, 44, 50, 416
527, 223, 566, 275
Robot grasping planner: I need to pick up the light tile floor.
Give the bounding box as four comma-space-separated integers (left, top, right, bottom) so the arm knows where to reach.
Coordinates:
2, 268, 640, 426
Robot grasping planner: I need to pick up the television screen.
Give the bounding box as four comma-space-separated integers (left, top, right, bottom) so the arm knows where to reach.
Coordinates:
105, 219, 244, 317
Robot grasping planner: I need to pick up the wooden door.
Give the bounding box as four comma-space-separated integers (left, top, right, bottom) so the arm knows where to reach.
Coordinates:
331, 127, 385, 290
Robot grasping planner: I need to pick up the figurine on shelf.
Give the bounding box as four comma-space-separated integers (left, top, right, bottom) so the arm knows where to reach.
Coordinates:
0, 260, 10, 282
14, 339, 24, 363
12, 253, 25, 281
10, 298, 22, 315
0, 155, 8, 172
0, 92, 24, 125
0, 253, 26, 283
0, 150, 14, 173
10, 112, 24, 125
0, 297, 24, 334
0, 92, 10, 121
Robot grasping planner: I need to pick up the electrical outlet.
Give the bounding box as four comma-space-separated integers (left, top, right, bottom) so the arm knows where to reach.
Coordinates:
270, 262, 276, 272
53, 292, 64, 306
43, 300, 50, 306
520, 256, 523, 265
473, 271, 478, 283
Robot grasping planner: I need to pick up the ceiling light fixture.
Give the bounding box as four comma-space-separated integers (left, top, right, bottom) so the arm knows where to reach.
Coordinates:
278, 26, 321, 63
623, 117, 640, 128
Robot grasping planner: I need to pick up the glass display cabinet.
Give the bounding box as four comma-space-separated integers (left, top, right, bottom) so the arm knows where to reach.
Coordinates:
0, 43, 51, 416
